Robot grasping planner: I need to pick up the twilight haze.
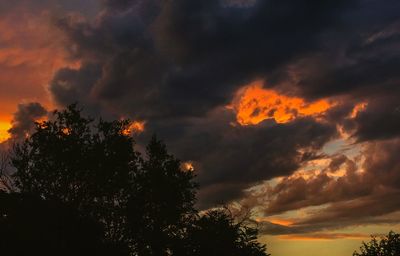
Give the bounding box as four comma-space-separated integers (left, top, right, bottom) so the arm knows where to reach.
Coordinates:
1, 0, 400, 255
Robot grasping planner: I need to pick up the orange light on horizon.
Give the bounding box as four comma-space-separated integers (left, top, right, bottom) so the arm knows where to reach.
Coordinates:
230, 81, 333, 125
278, 233, 369, 241
0, 121, 11, 143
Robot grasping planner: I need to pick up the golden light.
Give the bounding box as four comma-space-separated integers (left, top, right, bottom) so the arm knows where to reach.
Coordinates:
230, 80, 333, 125
182, 161, 194, 172
61, 127, 71, 135
349, 102, 368, 118
122, 121, 146, 135
0, 121, 11, 143
278, 233, 369, 241
255, 217, 294, 227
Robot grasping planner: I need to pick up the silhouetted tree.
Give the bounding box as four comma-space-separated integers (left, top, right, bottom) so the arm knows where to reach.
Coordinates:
127, 136, 197, 255
179, 209, 270, 256
11, 104, 137, 246
0, 152, 14, 192
9, 104, 269, 256
353, 231, 400, 256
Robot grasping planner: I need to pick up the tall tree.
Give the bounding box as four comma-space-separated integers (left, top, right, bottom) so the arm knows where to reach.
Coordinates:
127, 136, 197, 255
10, 104, 270, 256
11, 104, 137, 246
10, 105, 199, 255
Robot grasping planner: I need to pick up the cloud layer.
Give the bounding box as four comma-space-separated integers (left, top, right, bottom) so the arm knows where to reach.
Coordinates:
1, 0, 400, 239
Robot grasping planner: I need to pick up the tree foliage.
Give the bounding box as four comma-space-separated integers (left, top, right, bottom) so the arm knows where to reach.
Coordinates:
182, 209, 270, 256
353, 231, 400, 256
5, 104, 269, 256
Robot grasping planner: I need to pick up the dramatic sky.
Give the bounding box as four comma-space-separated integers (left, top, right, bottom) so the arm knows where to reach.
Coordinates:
1, 0, 400, 255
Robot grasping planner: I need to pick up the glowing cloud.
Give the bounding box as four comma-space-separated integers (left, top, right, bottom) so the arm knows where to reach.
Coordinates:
256, 217, 294, 227
230, 80, 333, 125
182, 161, 195, 172
349, 102, 368, 119
0, 10, 80, 123
122, 121, 146, 135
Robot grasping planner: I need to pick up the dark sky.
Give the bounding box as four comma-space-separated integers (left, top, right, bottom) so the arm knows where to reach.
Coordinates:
1, 0, 400, 255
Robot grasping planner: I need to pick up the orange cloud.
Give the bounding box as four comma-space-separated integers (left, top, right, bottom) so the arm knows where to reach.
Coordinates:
122, 121, 146, 135
0, 9, 80, 127
256, 217, 294, 227
182, 161, 195, 172
349, 102, 368, 119
230, 80, 333, 125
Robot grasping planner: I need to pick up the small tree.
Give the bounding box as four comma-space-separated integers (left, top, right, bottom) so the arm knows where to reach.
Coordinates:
179, 209, 270, 256
353, 231, 400, 256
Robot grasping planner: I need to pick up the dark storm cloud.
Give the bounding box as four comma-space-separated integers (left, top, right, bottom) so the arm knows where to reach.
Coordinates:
49, 63, 105, 116
264, 0, 400, 143
8, 103, 47, 140
140, 110, 337, 208
353, 96, 400, 141
46, 0, 400, 211
270, 0, 400, 99
52, 0, 355, 119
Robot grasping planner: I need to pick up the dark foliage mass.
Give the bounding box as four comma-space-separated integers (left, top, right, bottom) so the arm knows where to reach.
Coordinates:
1, 104, 269, 256
353, 231, 400, 256
0, 192, 124, 256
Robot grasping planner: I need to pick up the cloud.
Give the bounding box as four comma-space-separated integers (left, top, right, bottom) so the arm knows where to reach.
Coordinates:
42, 0, 400, 214
49, 63, 104, 116
8, 103, 47, 140
230, 80, 333, 125
4, 0, 400, 236
138, 108, 337, 208
248, 138, 400, 235
278, 232, 370, 241
51, 0, 355, 119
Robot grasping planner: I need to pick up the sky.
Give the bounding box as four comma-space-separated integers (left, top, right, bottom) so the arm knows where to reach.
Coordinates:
0, 0, 400, 255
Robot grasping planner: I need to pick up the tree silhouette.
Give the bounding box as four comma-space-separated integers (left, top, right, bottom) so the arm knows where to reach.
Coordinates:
127, 136, 197, 255
8, 104, 269, 256
353, 231, 400, 256
11, 104, 137, 247
180, 209, 270, 256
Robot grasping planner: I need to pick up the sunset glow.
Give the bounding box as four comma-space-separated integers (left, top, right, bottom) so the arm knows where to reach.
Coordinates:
182, 161, 195, 172
1, 1, 399, 255
0, 121, 11, 143
278, 233, 370, 241
231, 81, 332, 125
122, 121, 146, 135
350, 102, 368, 119
256, 217, 294, 227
